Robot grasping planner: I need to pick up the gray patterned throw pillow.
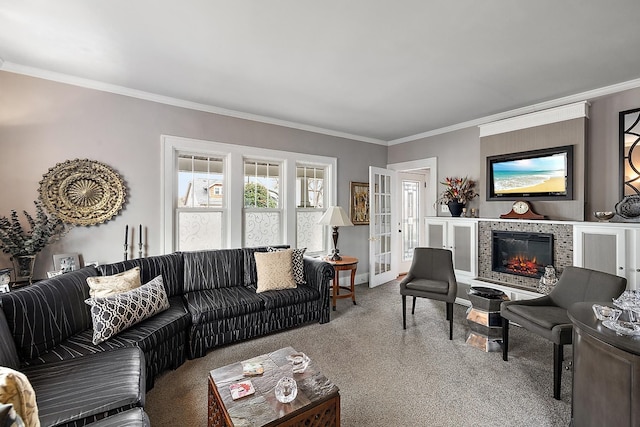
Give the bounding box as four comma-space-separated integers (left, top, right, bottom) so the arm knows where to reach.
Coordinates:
268, 247, 306, 284
85, 275, 170, 345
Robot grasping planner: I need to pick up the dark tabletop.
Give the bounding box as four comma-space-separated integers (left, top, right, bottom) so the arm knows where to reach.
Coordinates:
210, 347, 339, 427
568, 301, 640, 356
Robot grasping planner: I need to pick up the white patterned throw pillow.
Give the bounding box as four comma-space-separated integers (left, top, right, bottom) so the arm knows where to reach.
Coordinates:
267, 247, 306, 284
85, 275, 169, 345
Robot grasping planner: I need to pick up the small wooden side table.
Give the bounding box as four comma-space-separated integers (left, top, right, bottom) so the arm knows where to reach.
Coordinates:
324, 256, 358, 311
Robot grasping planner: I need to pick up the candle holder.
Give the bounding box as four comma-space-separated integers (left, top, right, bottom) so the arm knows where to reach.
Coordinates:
138, 243, 143, 259
124, 243, 128, 261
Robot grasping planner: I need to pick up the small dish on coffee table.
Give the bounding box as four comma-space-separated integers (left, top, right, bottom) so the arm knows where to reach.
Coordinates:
602, 320, 640, 336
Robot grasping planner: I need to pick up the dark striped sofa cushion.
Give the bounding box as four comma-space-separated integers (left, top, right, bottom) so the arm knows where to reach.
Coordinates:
0, 267, 97, 361
88, 408, 150, 427
257, 284, 320, 310
184, 287, 264, 323
0, 309, 20, 369
97, 253, 184, 298
25, 347, 145, 427
23, 297, 188, 365
183, 249, 244, 291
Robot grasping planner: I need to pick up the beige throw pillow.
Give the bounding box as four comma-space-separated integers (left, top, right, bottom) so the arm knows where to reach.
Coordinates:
86, 266, 141, 298
254, 249, 297, 293
0, 367, 39, 427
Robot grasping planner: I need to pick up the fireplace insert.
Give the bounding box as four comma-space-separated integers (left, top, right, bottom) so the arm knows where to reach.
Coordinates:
492, 230, 553, 278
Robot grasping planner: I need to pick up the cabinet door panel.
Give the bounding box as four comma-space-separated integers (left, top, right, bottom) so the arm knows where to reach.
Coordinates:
582, 233, 618, 275
452, 225, 471, 272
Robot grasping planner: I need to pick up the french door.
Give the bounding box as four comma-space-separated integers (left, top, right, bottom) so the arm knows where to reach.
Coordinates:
368, 166, 397, 287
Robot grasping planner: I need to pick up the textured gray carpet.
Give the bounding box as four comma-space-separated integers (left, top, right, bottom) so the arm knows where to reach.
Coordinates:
146, 281, 571, 426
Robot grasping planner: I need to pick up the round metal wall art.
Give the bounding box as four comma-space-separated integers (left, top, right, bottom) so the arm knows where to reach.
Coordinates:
38, 159, 127, 226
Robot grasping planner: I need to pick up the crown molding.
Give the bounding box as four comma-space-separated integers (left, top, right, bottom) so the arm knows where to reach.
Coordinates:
389, 77, 640, 145
478, 101, 590, 137
0, 62, 387, 146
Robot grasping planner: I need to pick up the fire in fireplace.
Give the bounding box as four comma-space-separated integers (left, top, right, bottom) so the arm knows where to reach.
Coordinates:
492, 231, 553, 278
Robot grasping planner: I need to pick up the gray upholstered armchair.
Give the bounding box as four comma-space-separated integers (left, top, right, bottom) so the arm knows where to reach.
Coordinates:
501, 266, 627, 400
400, 247, 458, 340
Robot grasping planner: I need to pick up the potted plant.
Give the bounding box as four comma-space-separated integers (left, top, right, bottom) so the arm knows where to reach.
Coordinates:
0, 201, 65, 283
436, 177, 479, 217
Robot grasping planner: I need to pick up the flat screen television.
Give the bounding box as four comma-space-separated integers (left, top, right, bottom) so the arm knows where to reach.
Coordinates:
486, 145, 573, 200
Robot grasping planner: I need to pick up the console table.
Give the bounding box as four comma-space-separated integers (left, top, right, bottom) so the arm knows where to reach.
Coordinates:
568, 302, 640, 427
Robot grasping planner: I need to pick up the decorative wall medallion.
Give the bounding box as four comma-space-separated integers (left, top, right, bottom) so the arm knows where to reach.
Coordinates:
39, 159, 126, 226
615, 195, 640, 219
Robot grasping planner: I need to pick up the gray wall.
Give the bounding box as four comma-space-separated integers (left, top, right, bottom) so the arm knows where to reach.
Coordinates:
479, 118, 586, 221
389, 88, 640, 221
0, 71, 387, 279
387, 127, 482, 215
588, 87, 640, 215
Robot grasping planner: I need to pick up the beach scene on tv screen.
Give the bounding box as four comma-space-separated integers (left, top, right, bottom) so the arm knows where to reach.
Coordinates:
493, 153, 567, 194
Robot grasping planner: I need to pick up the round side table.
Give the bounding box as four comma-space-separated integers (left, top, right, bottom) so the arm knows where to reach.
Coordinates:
324, 256, 358, 311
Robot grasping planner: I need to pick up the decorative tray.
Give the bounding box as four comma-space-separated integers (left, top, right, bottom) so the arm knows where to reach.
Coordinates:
602, 320, 640, 336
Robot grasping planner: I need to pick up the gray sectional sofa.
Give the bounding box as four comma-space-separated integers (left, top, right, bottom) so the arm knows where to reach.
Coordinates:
0, 246, 334, 426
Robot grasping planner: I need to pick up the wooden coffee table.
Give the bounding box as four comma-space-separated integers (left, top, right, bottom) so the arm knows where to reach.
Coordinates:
208, 347, 340, 426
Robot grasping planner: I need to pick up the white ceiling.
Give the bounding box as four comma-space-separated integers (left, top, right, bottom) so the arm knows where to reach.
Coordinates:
2, 1, 640, 143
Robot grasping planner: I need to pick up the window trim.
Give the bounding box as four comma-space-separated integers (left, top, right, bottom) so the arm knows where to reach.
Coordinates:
162, 135, 337, 253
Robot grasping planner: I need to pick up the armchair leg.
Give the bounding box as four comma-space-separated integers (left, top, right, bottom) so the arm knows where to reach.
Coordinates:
446, 302, 453, 340
502, 318, 509, 361
402, 295, 407, 329
553, 343, 563, 400
411, 297, 416, 315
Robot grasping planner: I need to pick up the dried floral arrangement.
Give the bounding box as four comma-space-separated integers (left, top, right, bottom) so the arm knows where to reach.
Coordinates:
0, 201, 66, 256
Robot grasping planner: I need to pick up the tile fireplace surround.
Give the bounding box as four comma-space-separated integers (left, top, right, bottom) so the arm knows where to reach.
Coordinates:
478, 221, 573, 290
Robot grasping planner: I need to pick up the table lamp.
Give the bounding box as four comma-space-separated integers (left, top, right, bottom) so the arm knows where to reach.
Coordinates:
318, 206, 353, 261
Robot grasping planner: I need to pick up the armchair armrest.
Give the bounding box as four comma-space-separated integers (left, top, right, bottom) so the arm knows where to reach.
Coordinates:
303, 257, 334, 324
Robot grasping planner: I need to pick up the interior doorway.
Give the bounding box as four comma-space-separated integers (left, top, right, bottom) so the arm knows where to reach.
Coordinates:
397, 171, 426, 274
385, 157, 437, 278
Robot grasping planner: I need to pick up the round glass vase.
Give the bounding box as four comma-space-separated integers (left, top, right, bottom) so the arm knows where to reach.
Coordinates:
274, 377, 298, 403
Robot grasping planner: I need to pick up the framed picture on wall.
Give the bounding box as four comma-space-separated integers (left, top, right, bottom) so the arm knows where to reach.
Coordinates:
350, 181, 370, 225
52, 253, 81, 273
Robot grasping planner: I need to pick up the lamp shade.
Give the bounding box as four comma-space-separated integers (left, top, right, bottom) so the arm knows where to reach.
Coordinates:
318, 206, 354, 227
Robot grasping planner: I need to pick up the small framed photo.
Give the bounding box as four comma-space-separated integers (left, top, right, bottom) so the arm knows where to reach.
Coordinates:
52, 253, 81, 273
47, 270, 64, 279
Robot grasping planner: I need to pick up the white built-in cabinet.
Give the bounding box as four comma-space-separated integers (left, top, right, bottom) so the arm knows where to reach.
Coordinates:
424, 218, 478, 284
573, 224, 640, 290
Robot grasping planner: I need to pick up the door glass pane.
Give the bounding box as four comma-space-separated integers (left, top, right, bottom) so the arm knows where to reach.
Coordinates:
402, 180, 420, 261
178, 211, 223, 251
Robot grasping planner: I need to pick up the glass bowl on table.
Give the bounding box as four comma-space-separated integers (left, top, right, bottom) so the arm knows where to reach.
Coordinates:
592, 304, 622, 322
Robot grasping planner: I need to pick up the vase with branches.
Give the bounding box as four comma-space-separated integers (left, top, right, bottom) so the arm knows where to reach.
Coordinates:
436, 177, 479, 217
0, 201, 66, 282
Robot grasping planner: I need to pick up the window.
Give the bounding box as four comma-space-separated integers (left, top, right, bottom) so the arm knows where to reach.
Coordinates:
162, 136, 336, 255
296, 165, 326, 252
243, 160, 282, 247
176, 154, 225, 251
